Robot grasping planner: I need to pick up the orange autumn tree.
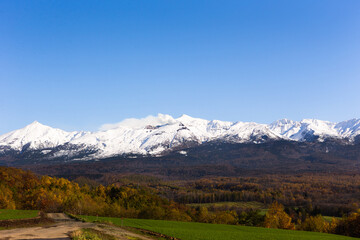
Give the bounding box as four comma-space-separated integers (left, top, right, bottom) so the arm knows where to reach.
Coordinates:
264, 201, 294, 230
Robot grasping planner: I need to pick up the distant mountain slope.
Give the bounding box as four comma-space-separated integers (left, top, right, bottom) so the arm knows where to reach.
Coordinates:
1, 114, 360, 162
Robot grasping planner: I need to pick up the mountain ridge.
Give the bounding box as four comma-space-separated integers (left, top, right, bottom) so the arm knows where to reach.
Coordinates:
1, 114, 360, 161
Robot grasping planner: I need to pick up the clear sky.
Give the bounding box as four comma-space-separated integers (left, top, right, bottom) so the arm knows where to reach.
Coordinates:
1, 0, 360, 133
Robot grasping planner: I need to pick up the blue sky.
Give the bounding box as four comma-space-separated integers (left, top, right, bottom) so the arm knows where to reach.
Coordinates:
1, 0, 360, 133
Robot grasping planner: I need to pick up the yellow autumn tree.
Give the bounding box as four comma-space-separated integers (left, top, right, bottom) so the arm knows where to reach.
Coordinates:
299, 215, 330, 232
213, 210, 238, 224
0, 184, 16, 209
197, 207, 213, 223
264, 202, 294, 229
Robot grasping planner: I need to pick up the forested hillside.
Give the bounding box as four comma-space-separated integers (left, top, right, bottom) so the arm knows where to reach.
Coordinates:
0, 167, 192, 221
1, 166, 360, 237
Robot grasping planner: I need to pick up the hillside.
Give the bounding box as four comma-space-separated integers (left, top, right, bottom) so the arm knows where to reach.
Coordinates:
1, 166, 360, 238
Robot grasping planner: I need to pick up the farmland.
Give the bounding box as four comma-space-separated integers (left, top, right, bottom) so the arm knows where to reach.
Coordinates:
80, 216, 356, 240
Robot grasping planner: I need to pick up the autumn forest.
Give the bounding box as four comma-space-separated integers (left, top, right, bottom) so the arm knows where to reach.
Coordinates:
0, 166, 359, 237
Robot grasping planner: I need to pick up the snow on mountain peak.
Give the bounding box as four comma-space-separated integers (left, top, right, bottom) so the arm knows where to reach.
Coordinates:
269, 119, 300, 139
1, 115, 360, 159
178, 114, 193, 120
29, 120, 41, 125
24, 120, 48, 129
176, 114, 208, 125
298, 119, 338, 138
0, 121, 81, 150
335, 119, 360, 137
271, 118, 295, 125
12, 121, 55, 134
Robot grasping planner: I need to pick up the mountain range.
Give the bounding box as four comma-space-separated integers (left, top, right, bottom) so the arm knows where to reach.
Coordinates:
1, 114, 360, 163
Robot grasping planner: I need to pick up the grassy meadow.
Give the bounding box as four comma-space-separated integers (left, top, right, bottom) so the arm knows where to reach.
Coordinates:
0, 209, 39, 220
81, 215, 356, 240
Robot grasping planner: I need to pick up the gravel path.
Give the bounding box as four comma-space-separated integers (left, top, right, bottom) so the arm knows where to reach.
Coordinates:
0, 213, 155, 240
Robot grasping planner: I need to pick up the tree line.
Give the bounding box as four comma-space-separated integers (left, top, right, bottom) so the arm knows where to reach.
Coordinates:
0, 167, 359, 237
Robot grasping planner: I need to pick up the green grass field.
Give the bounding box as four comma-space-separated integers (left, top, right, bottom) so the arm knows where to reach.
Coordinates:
0, 209, 39, 220
81, 216, 355, 240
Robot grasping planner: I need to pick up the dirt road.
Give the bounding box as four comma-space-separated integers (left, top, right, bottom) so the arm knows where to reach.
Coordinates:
0, 213, 155, 240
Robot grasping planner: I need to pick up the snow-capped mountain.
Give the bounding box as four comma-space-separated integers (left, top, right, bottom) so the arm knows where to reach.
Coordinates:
1, 114, 360, 161
0, 121, 86, 150
269, 118, 360, 141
